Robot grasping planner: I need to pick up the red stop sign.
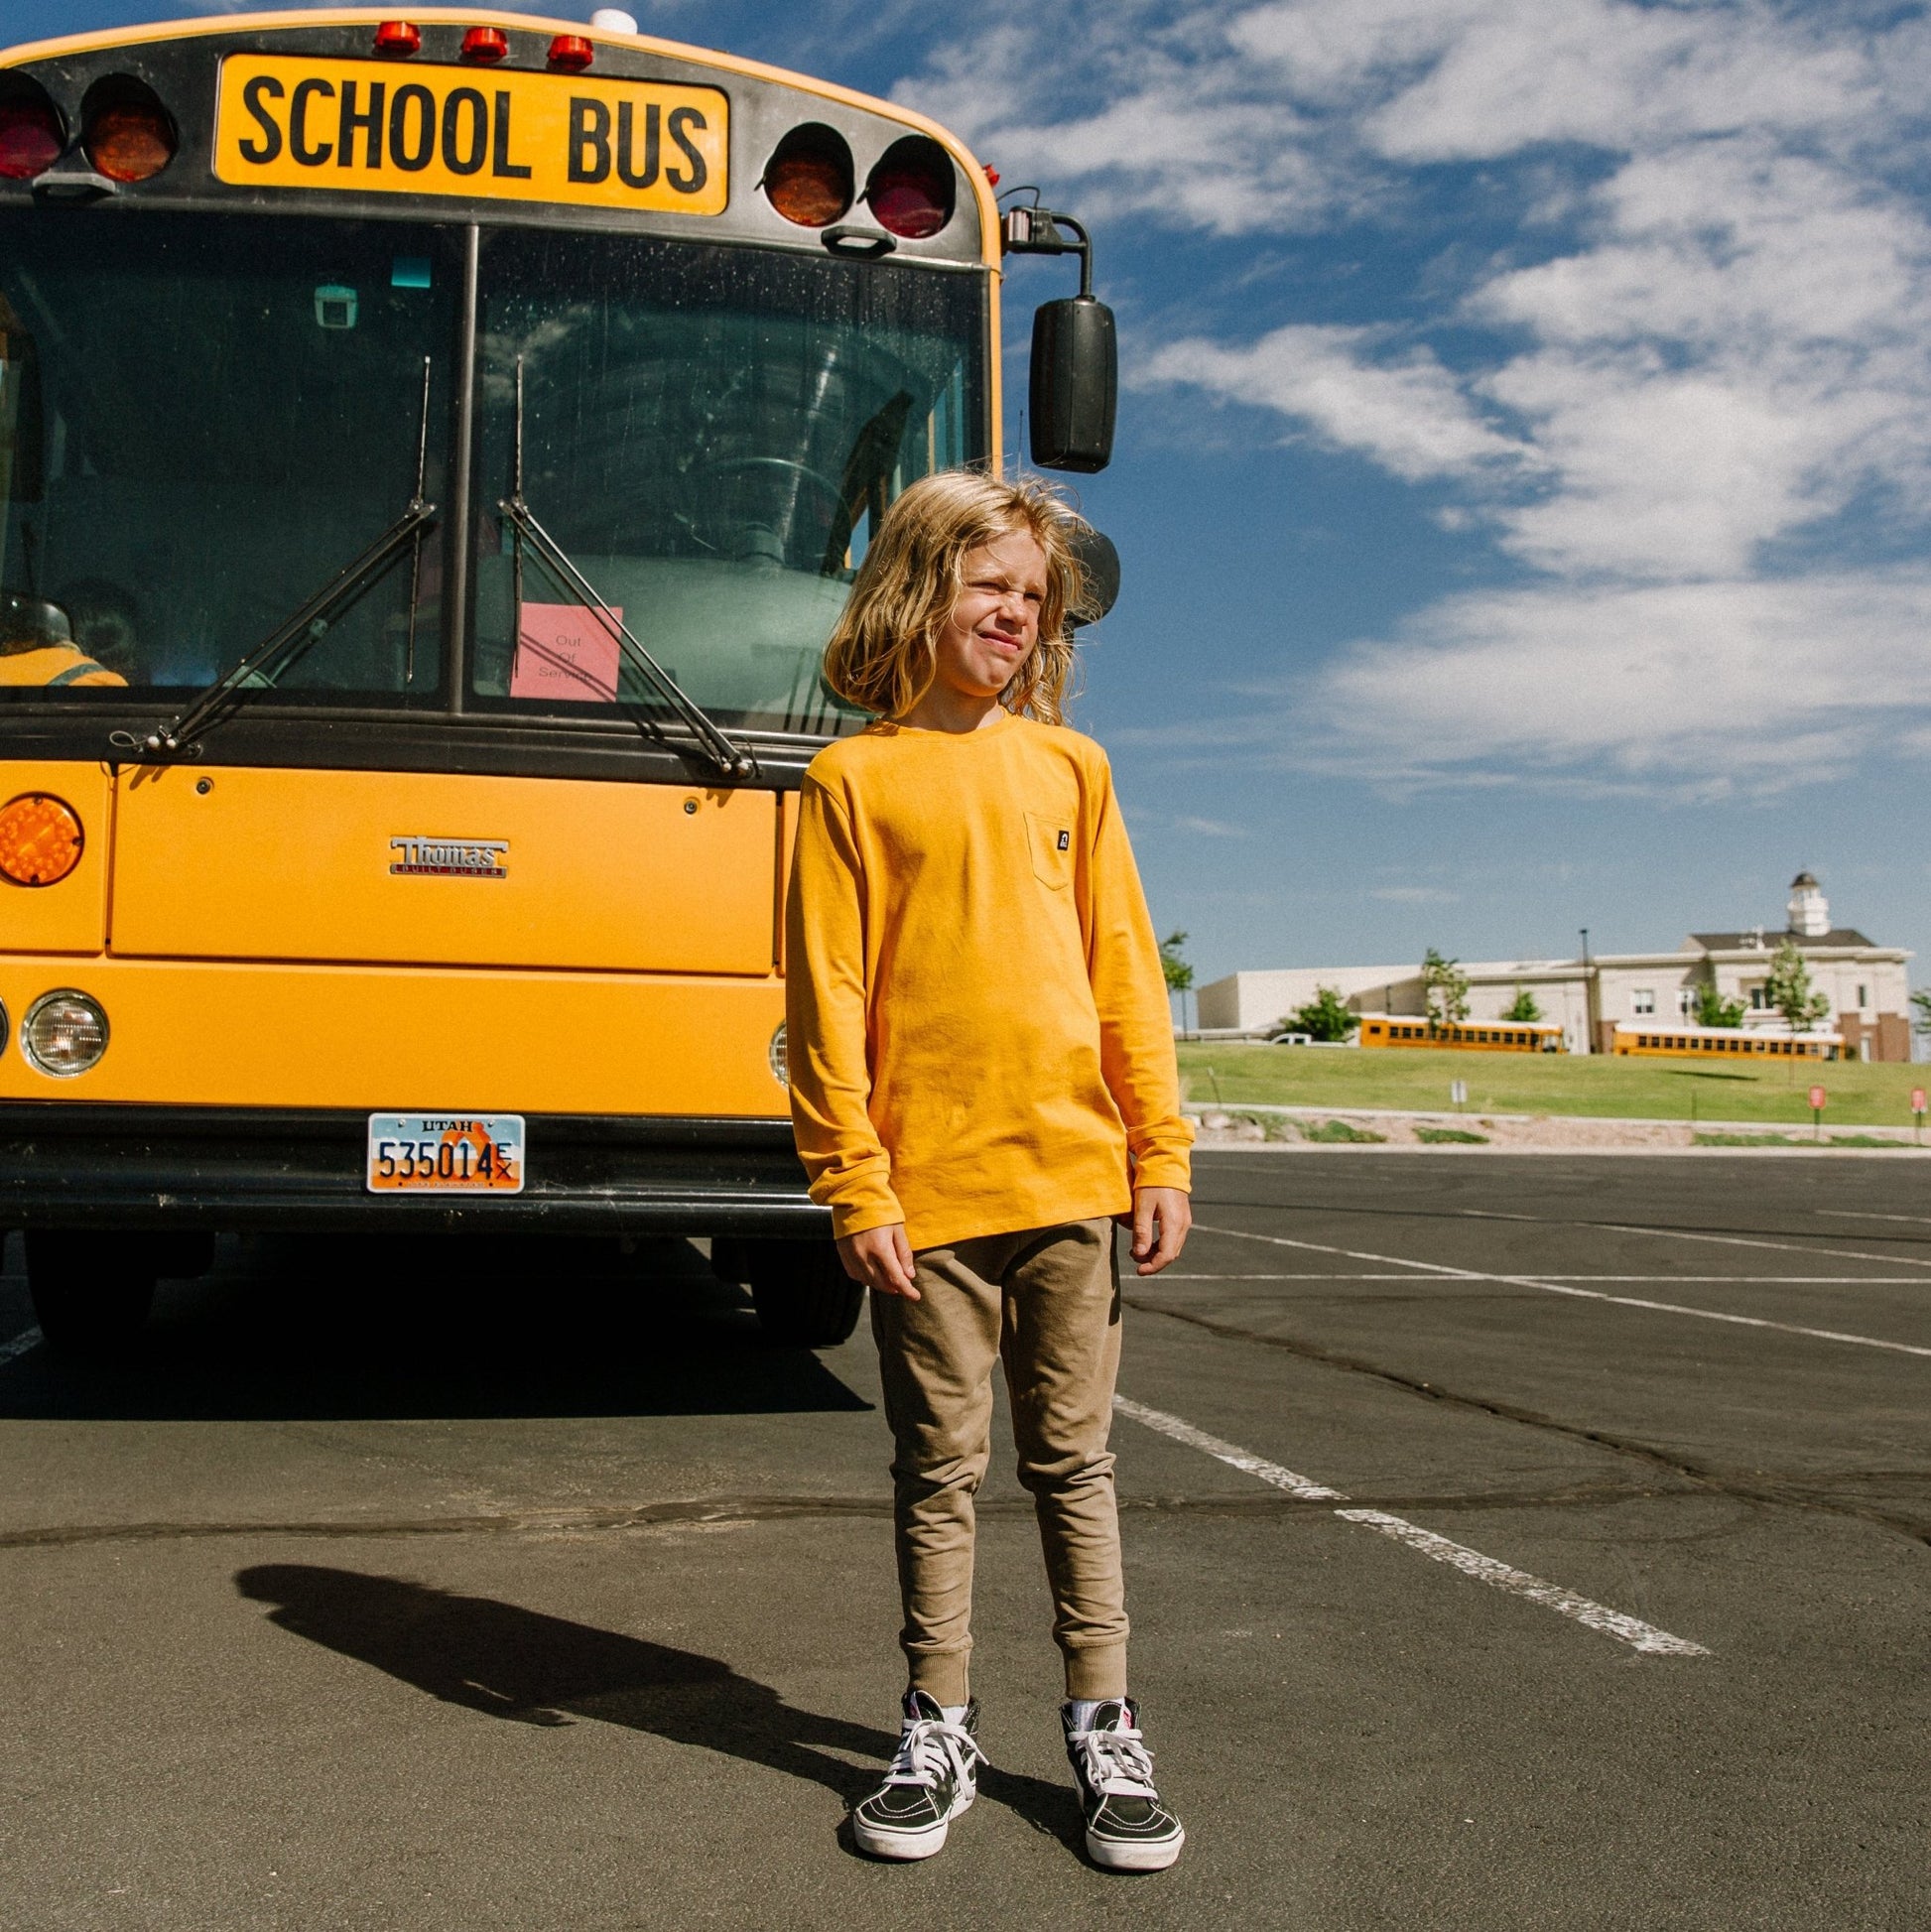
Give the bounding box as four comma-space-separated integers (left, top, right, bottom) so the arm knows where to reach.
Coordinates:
1809, 1085, 1827, 1110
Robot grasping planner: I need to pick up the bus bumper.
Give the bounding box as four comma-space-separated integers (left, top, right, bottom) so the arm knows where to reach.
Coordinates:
0, 1104, 828, 1238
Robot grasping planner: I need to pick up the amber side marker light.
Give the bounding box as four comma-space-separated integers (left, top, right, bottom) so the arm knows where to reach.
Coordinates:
0, 92, 63, 182
0, 794, 83, 887
763, 125, 853, 228
549, 35, 594, 70
84, 85, 177, 184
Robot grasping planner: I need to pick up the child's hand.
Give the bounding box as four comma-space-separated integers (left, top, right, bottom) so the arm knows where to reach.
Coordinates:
1125, 1187, 1192, 1276
837, 1224, 921, 1299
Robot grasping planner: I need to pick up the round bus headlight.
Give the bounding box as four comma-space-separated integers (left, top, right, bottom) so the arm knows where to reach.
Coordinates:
769, 1022, 789, 1088
0, 794, 84, 887
22, 990, 108, 1078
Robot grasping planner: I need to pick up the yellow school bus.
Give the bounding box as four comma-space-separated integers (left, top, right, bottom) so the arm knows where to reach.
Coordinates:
0, 9, 1116, 1350
1357, 1016, 1566, 1053
1610, 1025, 1840, 1060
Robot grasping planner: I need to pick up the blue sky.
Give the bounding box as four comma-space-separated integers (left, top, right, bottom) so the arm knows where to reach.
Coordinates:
12, 0, 1931, 986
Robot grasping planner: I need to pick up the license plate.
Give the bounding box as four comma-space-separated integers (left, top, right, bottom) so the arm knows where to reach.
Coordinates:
366, 1113, 525, 1194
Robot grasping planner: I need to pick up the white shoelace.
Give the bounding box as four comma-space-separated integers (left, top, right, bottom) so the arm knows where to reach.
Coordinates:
1071, 1719, 1158, 1799
885, 1715, 985, 1791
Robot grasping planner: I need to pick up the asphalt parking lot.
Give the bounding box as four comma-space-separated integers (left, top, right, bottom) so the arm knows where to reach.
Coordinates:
2, 1152, 1925, 1931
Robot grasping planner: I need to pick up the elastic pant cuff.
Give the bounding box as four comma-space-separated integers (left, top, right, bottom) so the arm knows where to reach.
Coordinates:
905, 1653, 971, 1708
1062, 1642, 1129, 1701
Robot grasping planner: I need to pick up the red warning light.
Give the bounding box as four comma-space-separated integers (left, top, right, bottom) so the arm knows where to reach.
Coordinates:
461, 26, 509, 62
984, 166, 1001, 187
373, 20, 422, 56
548, 35, 594, 71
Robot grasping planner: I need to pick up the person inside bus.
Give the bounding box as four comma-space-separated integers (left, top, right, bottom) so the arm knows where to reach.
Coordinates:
0, 588, 126, 688
56, 578, 144, 683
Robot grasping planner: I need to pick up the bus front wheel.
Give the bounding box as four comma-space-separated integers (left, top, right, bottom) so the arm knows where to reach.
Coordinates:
25, 1231, 161, 1355
745, 1239, 864, 1348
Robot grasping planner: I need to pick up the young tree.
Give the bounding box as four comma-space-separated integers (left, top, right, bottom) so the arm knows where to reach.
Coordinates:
1283, 985, 1358, 1043
1502, 986, 1542, 1023
1912, 988, 1931, 1040
1764, 938, 1830, 1031
1159, 931, 1194, 1032
1694, 980, 1747, 1028
1421, 948, 1471, 1030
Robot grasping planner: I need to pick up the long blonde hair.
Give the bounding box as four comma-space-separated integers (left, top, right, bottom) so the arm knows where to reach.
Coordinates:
822, 470, 1090, 724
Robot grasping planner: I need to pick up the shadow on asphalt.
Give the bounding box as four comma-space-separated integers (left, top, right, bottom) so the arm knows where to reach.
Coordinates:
0, 1233, 870, 1423
235, 1564, 1082, 1855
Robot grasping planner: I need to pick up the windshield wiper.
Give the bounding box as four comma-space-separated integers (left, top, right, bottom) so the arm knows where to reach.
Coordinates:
115, 358, 438, 762
498, 357, 755, 783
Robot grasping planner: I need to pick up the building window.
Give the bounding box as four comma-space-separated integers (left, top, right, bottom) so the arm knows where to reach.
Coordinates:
1631, 988, 1655, 1015
1748, 986, 1768, 1010
1678, 987, 1697, 1015
1858, 983, 1869, 1009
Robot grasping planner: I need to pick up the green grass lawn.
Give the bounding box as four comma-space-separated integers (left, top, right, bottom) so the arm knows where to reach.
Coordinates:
1178, 1043, 1930, 1128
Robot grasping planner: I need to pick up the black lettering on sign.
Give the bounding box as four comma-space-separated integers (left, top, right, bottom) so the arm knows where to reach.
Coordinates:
389, 83, 436, 172
237, 73, 284, 164
492, 90, 532, 179
666, 105, 707, 193
442, 87, 488, 176
289, 76, 334, 167
616, 100, 659, 190
569, 97, 611, 183
337, 78, 384, 169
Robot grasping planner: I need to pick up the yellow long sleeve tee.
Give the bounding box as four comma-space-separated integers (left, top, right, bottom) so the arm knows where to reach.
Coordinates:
784, 712, 1194, 1249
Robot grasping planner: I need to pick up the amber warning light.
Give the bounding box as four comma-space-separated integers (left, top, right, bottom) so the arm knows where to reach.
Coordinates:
0, 794, 83, 887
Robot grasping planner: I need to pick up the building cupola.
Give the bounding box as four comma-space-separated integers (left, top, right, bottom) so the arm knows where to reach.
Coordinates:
1786, 870, 1830, 939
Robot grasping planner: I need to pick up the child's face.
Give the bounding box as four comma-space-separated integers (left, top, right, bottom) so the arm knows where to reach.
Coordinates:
932, 526, 1048, 702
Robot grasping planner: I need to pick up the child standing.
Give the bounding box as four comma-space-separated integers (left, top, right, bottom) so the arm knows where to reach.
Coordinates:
784, 471, 1194, 1871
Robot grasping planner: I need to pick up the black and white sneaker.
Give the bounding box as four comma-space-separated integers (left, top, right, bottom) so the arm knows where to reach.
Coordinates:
1063, 1698, 1185, 1871
850, 1691, 984, 1861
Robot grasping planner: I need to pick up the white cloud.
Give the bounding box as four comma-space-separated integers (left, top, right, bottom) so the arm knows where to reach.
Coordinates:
890, 0, 1931, 788
1139, 324, 1530, 480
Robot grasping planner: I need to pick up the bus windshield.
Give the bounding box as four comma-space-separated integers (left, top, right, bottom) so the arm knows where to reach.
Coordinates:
471, 230, 984, 734
0, 207, 456, 699
0, 205, 987, 736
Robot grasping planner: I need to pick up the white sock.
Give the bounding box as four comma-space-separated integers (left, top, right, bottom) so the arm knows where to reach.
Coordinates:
1065, 1696, 1118, 1731
941, 1702, 968, 1726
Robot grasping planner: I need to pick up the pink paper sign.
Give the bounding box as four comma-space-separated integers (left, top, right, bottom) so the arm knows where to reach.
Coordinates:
511, 601, 621, 704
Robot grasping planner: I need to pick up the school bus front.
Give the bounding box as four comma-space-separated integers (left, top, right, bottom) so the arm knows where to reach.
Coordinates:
0, 9, 998, 1346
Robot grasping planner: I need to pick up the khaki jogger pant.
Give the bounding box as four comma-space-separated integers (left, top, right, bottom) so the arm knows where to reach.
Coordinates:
869, 1217, 1127, 1706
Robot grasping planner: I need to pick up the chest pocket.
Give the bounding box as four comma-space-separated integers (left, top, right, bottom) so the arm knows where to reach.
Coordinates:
1024, 809, 1076, 891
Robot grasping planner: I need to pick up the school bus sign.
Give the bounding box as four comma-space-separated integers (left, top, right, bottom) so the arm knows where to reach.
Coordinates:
214, 55, 728, 215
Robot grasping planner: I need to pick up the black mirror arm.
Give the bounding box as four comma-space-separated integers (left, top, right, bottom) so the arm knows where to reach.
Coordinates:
1001, 205, 1095, 300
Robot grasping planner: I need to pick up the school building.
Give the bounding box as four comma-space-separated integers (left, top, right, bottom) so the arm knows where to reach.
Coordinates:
1195, 872, 1915, 1061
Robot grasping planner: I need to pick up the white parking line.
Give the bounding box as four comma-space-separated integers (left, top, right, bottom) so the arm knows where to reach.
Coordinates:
0, 1326, 44, 1366
1459, 1208, 1931, 1272
1167, 1272, 1931, 1285
1114, 1394, 1709, 1657
1192, 1225, 1931, 1359
1816, 1210, 1931, 1227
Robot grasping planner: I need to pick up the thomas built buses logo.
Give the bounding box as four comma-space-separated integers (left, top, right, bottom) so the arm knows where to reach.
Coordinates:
389, 836, 509, 879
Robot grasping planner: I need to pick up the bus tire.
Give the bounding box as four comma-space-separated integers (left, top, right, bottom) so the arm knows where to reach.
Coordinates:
24, 1231, 159, 1355
745, 1239, 864, 1348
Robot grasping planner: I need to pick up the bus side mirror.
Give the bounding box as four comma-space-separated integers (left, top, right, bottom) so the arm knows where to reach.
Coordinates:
1030, 296, 1116, 473
1068, 527, 1119, 630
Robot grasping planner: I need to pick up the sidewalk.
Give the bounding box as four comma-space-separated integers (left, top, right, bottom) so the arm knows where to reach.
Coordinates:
1184, 1101, 1931, 1154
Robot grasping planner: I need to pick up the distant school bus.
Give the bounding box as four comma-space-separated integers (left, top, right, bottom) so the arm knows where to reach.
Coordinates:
1357, 1016, 1566, 1053
0, 8, 1117, 1352
1611, 1025, 1841, 1060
